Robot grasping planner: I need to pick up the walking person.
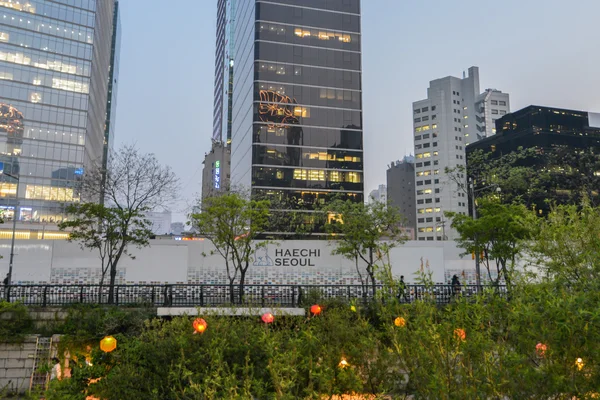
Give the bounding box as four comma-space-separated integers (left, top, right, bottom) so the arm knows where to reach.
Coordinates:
397, 275, 409, 303
451, 274, 461, 298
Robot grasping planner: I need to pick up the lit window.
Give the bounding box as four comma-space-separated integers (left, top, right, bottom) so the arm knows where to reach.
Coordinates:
25, 185, 79, 202
433, 151, 439, 156
421, 125, 431, 131
432, 124, 437, 129
329, 171, 341, 182
30, 92, 41, 103
424, 189, 432, 194
422, 152, 431, 158
276, 170, 284, 179
418, 209, 425, 214
347, 172, 361, 183
425, 208, 433, 213
0, 71, 13, 80
435, 208, 441, 213
293, 169, 307, 180
52, 78, 89, 94
308, 170, 325, 181
0, 1, 35, 12
0, 32, 8, 43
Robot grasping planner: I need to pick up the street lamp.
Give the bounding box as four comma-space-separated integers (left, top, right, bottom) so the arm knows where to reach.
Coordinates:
469, 179, 501, 291
0, 162, 19, 286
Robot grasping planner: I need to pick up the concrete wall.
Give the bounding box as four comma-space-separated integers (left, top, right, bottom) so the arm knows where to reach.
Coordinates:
0, 239, 486, 286
0, 336, 37, 394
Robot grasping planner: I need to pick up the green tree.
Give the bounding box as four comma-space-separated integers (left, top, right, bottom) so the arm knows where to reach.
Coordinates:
447, 199, 534, 288
324, 199, 405, 295
59, 145, 178, 303
528, 202, 600, 288
59, 204, 152, 303
190, 193, 271, 303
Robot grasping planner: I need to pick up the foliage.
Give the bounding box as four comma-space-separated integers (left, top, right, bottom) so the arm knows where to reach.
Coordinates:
0, 301, 33, 342
451, 147, 600, 213
528, 202, 600, 288
59, 145, 178, 304
324, 199, 406, 294
446, 199, 534, 287
190, 192, 271, 303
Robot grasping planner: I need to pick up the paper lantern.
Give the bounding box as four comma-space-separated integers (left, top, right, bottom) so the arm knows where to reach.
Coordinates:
536, 343, 547, 357
454, 328, 466, 342
262, 313, 274, 324
350, 305, 357, 313
193, 318, 208, 334
310, 305, 322, 316
100, 336, 117, 353
338, 357, 349, 369
576, 358, 585, 371
394, 317, 406, 327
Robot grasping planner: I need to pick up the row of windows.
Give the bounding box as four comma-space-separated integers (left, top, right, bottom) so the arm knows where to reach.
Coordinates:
256, 41, 361, 71
417, 188, 441, 195
415, 160, 439, 168
414, 105, 436, 114
256, 3, 360, 33
253, 145, 362, 169
414, 124, 437, 133
414, 114, 436, 123
0, 25, 93, 59
0, 0, 96, 27
0, 202, 73, 223
418, 217, 443, 224
253, 188, 363, 209
417, 207, 442, 214
416, 170, 439, 177
1, 80, 89, 110
0, 46, 91, 76
0, 7, 94, 44
490, 100, 507, 106
259, 0, 360, 14
256, 82, 360, 110
0, 98, 88, 128
0, 64, 90, 93
256, 61, 361, 90
1, 138, 84, 162
257, 22, 359, 52
415, 133, 438, 141
23, 123, 85, 145
254, 124, 363, 150
491, 109, 507, 115
415, 151, 439, 159
254, 102, 362, 129
418, 227, 443, 233
253, 167, 362, 190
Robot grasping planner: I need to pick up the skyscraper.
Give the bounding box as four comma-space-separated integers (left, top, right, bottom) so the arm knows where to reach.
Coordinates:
227, 0, 364, 227
213, 0, 236, 145
0, 0, 120, 228
412, 67, 509, 241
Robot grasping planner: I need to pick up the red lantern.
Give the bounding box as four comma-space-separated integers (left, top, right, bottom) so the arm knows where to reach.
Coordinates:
193, 318, 208, 334
262, 313, 274, 324
310, 305, 322, 316
536, 342, 547, 357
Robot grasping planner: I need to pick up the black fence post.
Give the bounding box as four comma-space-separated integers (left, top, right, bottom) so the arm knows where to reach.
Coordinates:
261, 286, 265, 307
291, 286, 296, 308
115, 286, 119, 306
42, 286, 48, 307
151, 286, 156, 306
200, 285, 204, 307
80, 286, 84, 304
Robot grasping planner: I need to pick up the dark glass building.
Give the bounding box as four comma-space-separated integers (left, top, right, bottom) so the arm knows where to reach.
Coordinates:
213, 0, 235, 145
229, 0, 364, 221
467, 105, 600, 211
0, 0, 120, 228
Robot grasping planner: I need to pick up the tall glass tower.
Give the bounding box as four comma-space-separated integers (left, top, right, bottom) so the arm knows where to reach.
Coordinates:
0, 0, 120, 229
229, 0, 364, 227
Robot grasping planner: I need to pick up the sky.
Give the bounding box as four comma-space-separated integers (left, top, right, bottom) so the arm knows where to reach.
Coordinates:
116, 0, 600, 222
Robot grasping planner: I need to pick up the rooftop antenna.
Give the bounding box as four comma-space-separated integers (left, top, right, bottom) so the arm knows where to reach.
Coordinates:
463, 71, 466, 79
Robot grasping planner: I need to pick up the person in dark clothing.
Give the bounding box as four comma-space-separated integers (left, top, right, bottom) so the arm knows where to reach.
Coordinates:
451, 274, 461, 297
397, 275, 409, 302
2, 273, 8, 286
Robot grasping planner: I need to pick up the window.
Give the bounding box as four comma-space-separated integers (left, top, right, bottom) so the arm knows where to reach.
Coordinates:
415, 135, 422, 141
435, 198, 441, 203
433, 160, 439, 165
434, 179, 439, 184
426, 217, 433, 223
422, 116, 429, 121
422, 134, 430, 139
422, 107, 429, 112
424, 161, 431, 166
433, 151, 438, 156
435, 208, 442, 213
431, 106, 436, 111
434, 170, 439, 175
499, 101, 506, 106
425, 199, 433, 204
491, 100, 498, 105
418, 218, 425, 223
492, 109, 499, 115
432, 115, 436, 120
414, 109, 421, 114
423, 143, 430, 148
414, 118, 421, 123
416, 162, 423, 167
500, 110, 506, 115
424, 180, 431, 185
432, 124, 437, 129
435, 188, 440, 193
417, 199, 424, 205
417, 181, 423, 186
415, 144, 422, 150
432, 142, 437, 147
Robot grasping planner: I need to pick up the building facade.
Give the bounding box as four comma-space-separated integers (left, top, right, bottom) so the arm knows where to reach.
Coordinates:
412, 67, 509, 241
368, 184, 386, 204
213, 0, 236, 145
201, 141, 231, 200
387, 156, 416, 233
468, 105, 600, 212
146, 210, 172, 236
229, 0, 364, 224
0, 0, 120, 227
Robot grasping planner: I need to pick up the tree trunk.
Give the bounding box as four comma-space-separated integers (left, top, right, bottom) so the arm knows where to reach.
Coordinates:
369, 248, 377, 297
239, 271, 246, 305
107, 266, 117, 304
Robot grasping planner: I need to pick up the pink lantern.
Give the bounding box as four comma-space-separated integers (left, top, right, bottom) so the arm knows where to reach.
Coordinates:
262, 313, 274, 324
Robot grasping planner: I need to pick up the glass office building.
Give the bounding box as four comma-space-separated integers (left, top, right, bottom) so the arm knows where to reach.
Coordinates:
229, 0, 364, 223
0, 0, 120, 228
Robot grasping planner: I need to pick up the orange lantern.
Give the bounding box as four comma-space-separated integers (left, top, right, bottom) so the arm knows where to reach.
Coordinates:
394, 317, 406, 327
310, 305, 322, 316
262, 313, 274, 324
576, 358, 585, 371
338, 357, 349, 369
536, 342, 547, 357
100, 336, 117, 353
454, 328, 466, 342
193, 318, 208, 334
